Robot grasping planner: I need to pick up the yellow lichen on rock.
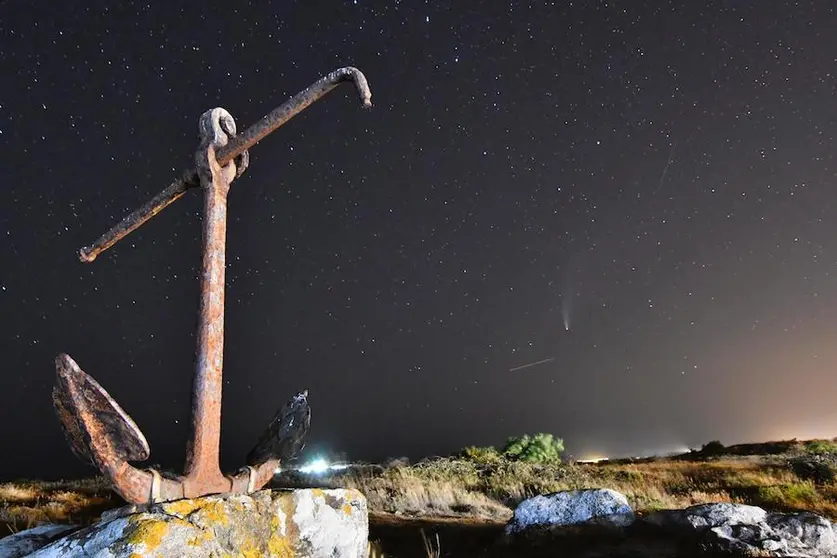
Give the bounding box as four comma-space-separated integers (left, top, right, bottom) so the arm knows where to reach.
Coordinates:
267, 532, 294, 557
193, 500, 230, 526
186, 528, 213, 547
125, 516, 170, 552
162, 497, 231, 527
162, 499, 203, 517
238, 537, 261, 558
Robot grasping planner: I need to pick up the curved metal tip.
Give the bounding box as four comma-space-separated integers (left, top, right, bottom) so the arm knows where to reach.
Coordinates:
333, 66, 372, 109
79, 247, 96, 263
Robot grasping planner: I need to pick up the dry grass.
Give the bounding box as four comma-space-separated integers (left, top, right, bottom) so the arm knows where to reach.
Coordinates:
273, 445, 837, 521
589, 457, 837, 518
0, 478, 118, 534
275, 461, 515, 520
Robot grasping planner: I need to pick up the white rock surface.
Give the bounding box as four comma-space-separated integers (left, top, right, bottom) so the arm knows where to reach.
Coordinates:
0, 524, 77, 558
645, 503, 837, 557
766, 512, 837, 555
646, 502, 768, 530
506, 488, 635, 534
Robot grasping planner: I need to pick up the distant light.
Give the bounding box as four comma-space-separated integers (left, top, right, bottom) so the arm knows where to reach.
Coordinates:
289, 458, 352, 475
578, 454, 608, 463
299, 458, 330, 474
635, 445, 694, 458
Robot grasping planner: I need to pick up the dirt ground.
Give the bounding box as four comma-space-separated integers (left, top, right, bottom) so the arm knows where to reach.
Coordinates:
367, 513, 735, 558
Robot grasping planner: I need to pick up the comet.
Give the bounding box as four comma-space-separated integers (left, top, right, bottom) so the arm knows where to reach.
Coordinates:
562, 283, 572, 331
509, 357, 556, 372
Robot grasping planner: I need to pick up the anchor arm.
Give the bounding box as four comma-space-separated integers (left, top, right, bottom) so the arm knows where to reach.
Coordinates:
78, 66, 372, 263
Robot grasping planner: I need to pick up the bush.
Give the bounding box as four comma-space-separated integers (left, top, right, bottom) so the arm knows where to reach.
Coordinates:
461, 446, 501, 465
700, 440, 725, 455
805, 440, 837, 455
789, 456, 836, 485
501, 433, 564, 464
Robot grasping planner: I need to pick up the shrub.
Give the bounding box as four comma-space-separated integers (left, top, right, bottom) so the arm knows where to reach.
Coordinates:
805, 440, 837, 455
789, 456, 836, 485
460, 445, 501, 465
701, 440, 726, 455
501, 433, 564, 464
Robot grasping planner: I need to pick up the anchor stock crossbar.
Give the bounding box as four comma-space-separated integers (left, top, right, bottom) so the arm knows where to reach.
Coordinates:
78, 67, 371, 263
52, 67, 372, 504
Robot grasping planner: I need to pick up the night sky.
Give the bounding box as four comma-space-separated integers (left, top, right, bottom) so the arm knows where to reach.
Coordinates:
2, 1, 837, 480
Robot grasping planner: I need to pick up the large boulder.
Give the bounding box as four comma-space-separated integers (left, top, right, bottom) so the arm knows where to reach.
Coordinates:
506, 488, 635, 534
644, 502, 837, 557
22, 488, 367, 557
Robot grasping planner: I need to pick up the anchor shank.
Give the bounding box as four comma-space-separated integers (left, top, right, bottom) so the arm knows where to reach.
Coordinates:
184, 167, 230, 489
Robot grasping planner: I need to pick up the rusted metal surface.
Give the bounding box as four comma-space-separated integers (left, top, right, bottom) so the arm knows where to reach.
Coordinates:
181, 107, 239, 498
53, 353, 150, 464
78, 66, 372, 263
247, 390, 311, 466
52, 354, 168, 503
213, 67, 371, 166
77, 174, 194, 263
52, 351, 290, 503
55, 67, 372, 504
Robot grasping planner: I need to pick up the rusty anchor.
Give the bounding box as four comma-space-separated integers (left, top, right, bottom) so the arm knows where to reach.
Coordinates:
52, 67, 372, 504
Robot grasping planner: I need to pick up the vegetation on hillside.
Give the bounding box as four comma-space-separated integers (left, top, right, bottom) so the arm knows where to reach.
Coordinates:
462, 432, 565, 465
1, 437, 837, 536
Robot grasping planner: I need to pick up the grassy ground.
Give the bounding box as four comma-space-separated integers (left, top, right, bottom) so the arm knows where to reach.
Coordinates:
275, 439, 837, 522
1, 439, 836, 555
0, 477, 118, 536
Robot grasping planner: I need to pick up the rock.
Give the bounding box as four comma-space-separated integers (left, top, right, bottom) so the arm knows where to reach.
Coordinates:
26, 488, 367, 557
645, 502, 767, 530
765, 512, 837, 556
644, 503, 837, 557
505, 488, 634, 534
708, 521, 788, 555
0, 524, 78, 558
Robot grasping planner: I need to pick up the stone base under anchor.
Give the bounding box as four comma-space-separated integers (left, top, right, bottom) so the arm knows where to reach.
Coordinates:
21, 488, 368, 558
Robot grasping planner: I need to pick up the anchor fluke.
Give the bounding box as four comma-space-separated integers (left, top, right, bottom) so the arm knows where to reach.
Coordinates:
246, 390, 311, 466
52, 354, 150, 466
